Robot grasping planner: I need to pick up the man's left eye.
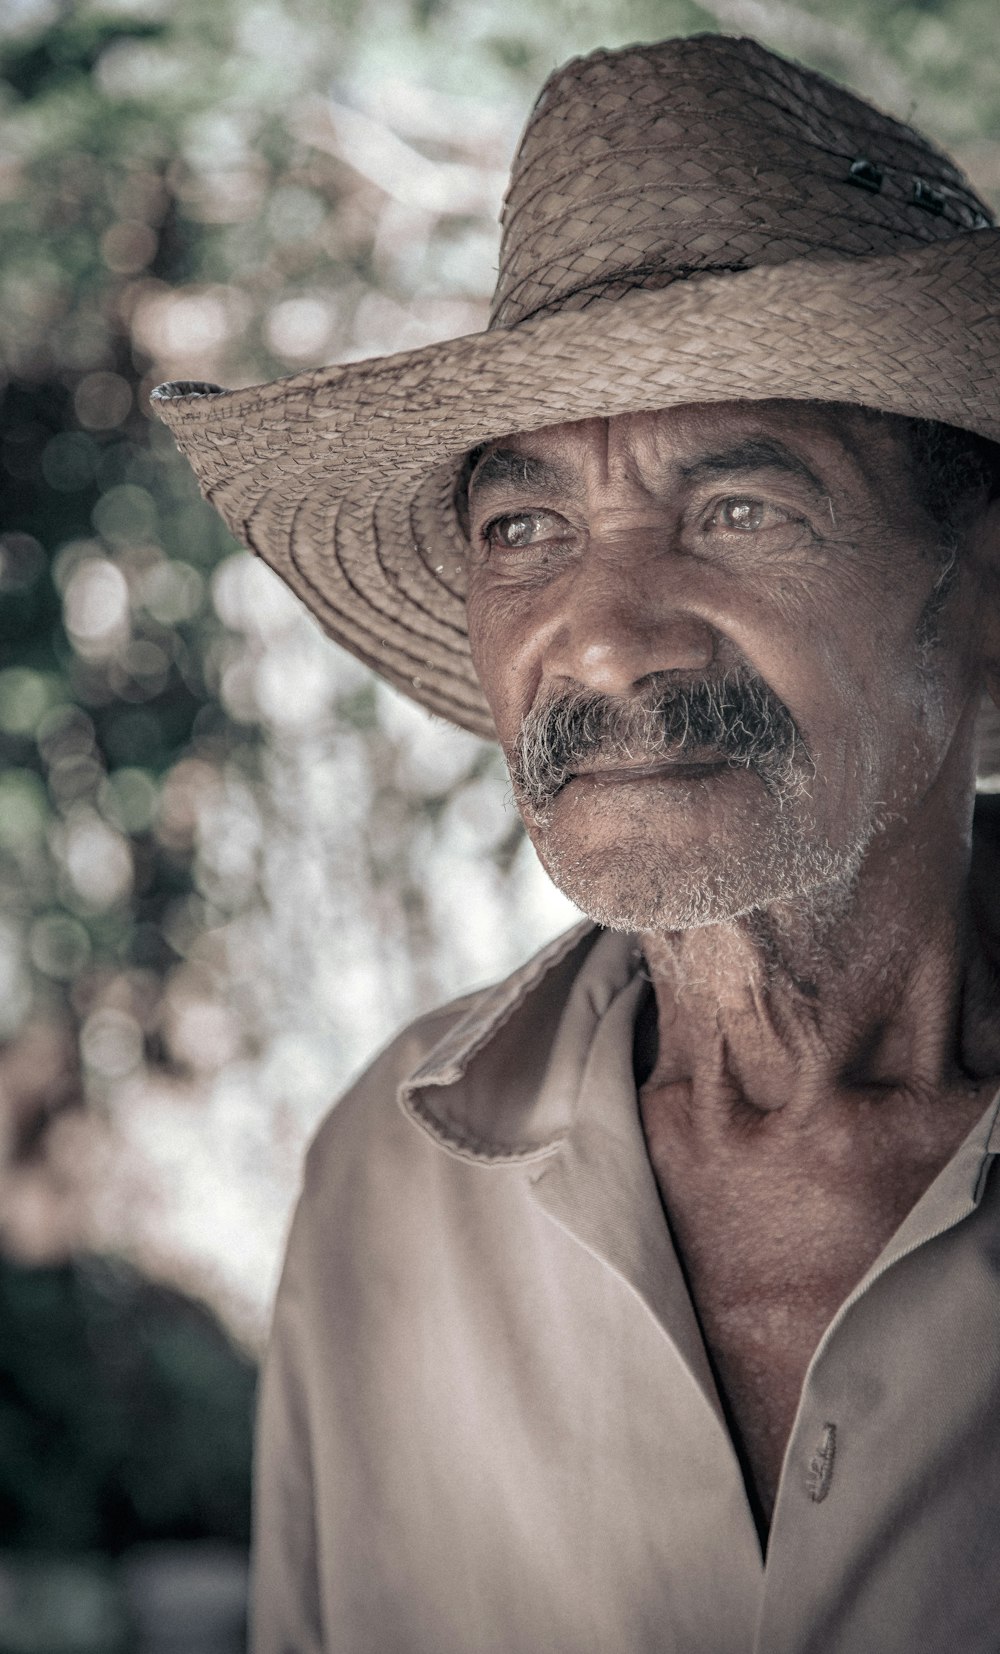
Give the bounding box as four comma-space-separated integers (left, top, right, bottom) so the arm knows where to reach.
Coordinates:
709, 497, 789, 533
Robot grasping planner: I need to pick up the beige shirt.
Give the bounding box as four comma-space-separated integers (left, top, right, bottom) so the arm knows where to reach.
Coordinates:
252, 923, 1000, 1654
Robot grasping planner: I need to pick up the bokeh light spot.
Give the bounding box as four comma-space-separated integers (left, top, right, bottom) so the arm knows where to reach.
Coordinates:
0, 769, 49, 849
0, 669, 60, 736
94, 37, 188, 101
265, 185, 326, 243
253, 647, 334, 729
100, 220, 159, 276
164, 987, 241, 1073
265, 296, 337, 362
61, 815, 134, 910
113, 639, 171, 699
0, 919, 31, 1041
139, 560, 204, 625
74, 372, 134, 431
211, 553, 300, 634
80, 1006, 144, 1079
99, 767, 159, 834
131, 284, 246, 368
63, 559, 130, 655
29, 913, 92, 980
47, 755, 104, 806
36, 704, 97, 762
91, 483, 158, 546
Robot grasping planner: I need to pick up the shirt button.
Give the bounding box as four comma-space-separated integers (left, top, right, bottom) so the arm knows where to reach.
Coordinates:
805, 1422, 837, 1502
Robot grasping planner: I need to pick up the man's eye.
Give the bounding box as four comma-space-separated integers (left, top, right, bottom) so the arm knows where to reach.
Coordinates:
484, 511, 564, 550
708, 497, 789, 533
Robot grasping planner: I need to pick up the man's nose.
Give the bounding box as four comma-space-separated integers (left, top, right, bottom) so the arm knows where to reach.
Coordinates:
542, 558, 716, 697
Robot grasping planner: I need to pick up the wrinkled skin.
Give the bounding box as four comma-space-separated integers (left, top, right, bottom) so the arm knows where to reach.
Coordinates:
465, 400, 1000, 1534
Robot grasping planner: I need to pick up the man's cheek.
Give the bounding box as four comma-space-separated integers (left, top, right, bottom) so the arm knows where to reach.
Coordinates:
468, 611, 535, 739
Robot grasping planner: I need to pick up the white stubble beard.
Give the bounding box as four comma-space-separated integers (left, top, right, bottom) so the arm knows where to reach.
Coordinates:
515, 768, 881, 935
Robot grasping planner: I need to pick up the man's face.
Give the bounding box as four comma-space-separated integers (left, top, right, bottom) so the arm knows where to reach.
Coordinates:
464, 400, 991, 932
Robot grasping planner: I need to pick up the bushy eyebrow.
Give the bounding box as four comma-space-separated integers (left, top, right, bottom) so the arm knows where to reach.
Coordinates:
467, 447, 574, 498
465, 435, 828, 511
679, 438, 826, 496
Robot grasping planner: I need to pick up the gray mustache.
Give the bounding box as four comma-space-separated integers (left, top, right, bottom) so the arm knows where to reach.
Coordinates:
510, 672, 800, 812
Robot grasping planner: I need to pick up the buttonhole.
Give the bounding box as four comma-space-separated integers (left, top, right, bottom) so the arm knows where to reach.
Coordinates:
806, 1422, 837, 1503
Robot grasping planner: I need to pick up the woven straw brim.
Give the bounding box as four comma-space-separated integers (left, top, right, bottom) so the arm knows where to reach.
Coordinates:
155, 230, 1000, 744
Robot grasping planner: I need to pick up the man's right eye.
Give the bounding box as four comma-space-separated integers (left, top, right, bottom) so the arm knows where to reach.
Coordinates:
484, 510, 566, 550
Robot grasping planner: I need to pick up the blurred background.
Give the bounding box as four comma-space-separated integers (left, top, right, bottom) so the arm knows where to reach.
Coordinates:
0, 0, 997, 1646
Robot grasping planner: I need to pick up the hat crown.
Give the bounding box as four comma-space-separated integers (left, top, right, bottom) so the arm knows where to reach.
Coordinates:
490, 34, 992, 329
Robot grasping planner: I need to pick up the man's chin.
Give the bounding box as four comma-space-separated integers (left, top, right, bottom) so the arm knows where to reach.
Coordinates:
529, 819, 869, 935
532, 840, 778, 932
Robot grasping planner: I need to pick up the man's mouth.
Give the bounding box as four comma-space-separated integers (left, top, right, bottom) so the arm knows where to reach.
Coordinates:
566, 754, 730, 785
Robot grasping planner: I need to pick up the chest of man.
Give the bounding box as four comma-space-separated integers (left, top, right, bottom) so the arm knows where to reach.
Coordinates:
639, 1077, 994, 1527
271, 1077, 1000, 1654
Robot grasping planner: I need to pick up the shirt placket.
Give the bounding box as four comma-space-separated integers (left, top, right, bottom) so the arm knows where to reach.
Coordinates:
757, 1092, 1000, 1654
529, 972, 766, 1648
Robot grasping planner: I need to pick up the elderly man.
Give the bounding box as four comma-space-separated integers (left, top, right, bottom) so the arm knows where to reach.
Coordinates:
155, 32, 1000, 1654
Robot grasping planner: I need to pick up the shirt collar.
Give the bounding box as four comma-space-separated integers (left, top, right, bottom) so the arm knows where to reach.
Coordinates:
399, 922, 646, 1162
399, 917, 1000, 1181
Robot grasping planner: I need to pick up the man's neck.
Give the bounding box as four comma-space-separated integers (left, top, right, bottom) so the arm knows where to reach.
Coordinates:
638, 791, 1000, 1125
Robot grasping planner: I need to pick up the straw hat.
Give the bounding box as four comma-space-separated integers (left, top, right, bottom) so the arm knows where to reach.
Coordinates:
152, 33, 1000, 742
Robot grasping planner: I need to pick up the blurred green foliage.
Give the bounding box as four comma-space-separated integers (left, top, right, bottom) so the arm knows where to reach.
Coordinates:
0, 1251, 253, 1652
0, 1254, 254, 1551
